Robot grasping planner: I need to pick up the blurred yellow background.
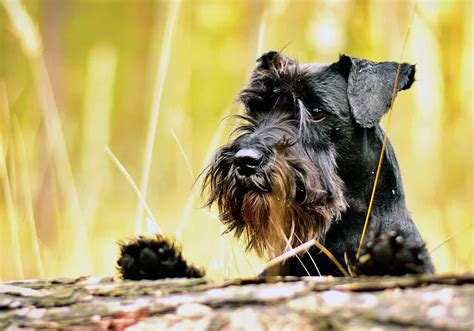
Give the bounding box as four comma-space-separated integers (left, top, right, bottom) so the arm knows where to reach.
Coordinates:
0, 0, 472, 281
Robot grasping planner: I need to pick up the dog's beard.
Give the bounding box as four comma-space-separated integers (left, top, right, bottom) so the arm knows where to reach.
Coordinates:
204, 149, 347, 259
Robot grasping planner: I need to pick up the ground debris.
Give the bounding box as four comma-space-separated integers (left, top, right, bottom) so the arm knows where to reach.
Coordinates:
0, 273, 472, 330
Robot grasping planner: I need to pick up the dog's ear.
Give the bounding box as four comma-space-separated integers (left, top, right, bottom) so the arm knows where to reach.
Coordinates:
337, 54, 415, 128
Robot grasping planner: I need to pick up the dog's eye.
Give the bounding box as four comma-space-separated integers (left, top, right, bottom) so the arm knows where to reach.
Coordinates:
311, 109, 325, 122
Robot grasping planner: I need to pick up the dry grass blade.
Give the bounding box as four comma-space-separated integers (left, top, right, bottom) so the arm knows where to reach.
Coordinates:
314, 240, 350, 277
174, 105, 235, 240
3, 0, 86, 272
258, 239, 316, 274
104, 145, 162, 234
80, 45, 116, 226
355, 64, 401, 261
356, 3, 417, 261
430, 223, 474, 254
0, 141, 24, 279
256, 5, 268, 58
220, 224, 228, 278
12, 116, 44, 277
295, 233, 321, 276
135, 0, 182, 234
230, 238, 240, 277
171, 130, 194, 178
0, 84, 31, 278
1, 0, 42, 57
146, 217, 161, 236
269, 216, 311, 276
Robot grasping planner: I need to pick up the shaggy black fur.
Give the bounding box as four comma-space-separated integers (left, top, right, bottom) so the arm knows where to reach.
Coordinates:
354, 231, 432, 276
117, 235, 204, 280
203, 51, 434, 276
117, 51, 435, 280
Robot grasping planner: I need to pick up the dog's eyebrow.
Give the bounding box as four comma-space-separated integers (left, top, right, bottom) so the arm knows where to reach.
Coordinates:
295, 97, 310, 136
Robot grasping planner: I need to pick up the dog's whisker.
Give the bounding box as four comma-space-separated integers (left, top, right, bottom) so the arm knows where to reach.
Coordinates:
268, 212, 312, 277
295, 233, 322, 277
287, 218, 296, 251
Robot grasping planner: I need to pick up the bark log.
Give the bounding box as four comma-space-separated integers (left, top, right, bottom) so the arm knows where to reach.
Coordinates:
0, 273, 473, 330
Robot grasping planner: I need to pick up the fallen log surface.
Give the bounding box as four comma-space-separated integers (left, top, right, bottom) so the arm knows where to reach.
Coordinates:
0, 273, 473, 330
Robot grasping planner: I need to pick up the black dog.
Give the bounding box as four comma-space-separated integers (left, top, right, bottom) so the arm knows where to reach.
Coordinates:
118, 51, 434, 279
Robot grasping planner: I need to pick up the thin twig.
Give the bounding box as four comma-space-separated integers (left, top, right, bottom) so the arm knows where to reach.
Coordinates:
259, 239, 316, 273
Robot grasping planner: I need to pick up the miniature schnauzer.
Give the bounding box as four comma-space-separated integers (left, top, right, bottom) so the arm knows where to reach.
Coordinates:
118, 51, 434, 279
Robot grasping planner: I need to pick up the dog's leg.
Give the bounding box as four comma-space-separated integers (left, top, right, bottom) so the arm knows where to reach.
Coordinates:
260, 231, 435, 277
354, 231, 435, 276
117, 235, 204, 280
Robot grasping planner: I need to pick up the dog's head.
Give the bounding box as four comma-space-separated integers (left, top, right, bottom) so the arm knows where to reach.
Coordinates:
203, 51, 415, 258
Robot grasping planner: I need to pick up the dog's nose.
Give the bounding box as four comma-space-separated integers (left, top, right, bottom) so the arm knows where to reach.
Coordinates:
234, 148, 263, 175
